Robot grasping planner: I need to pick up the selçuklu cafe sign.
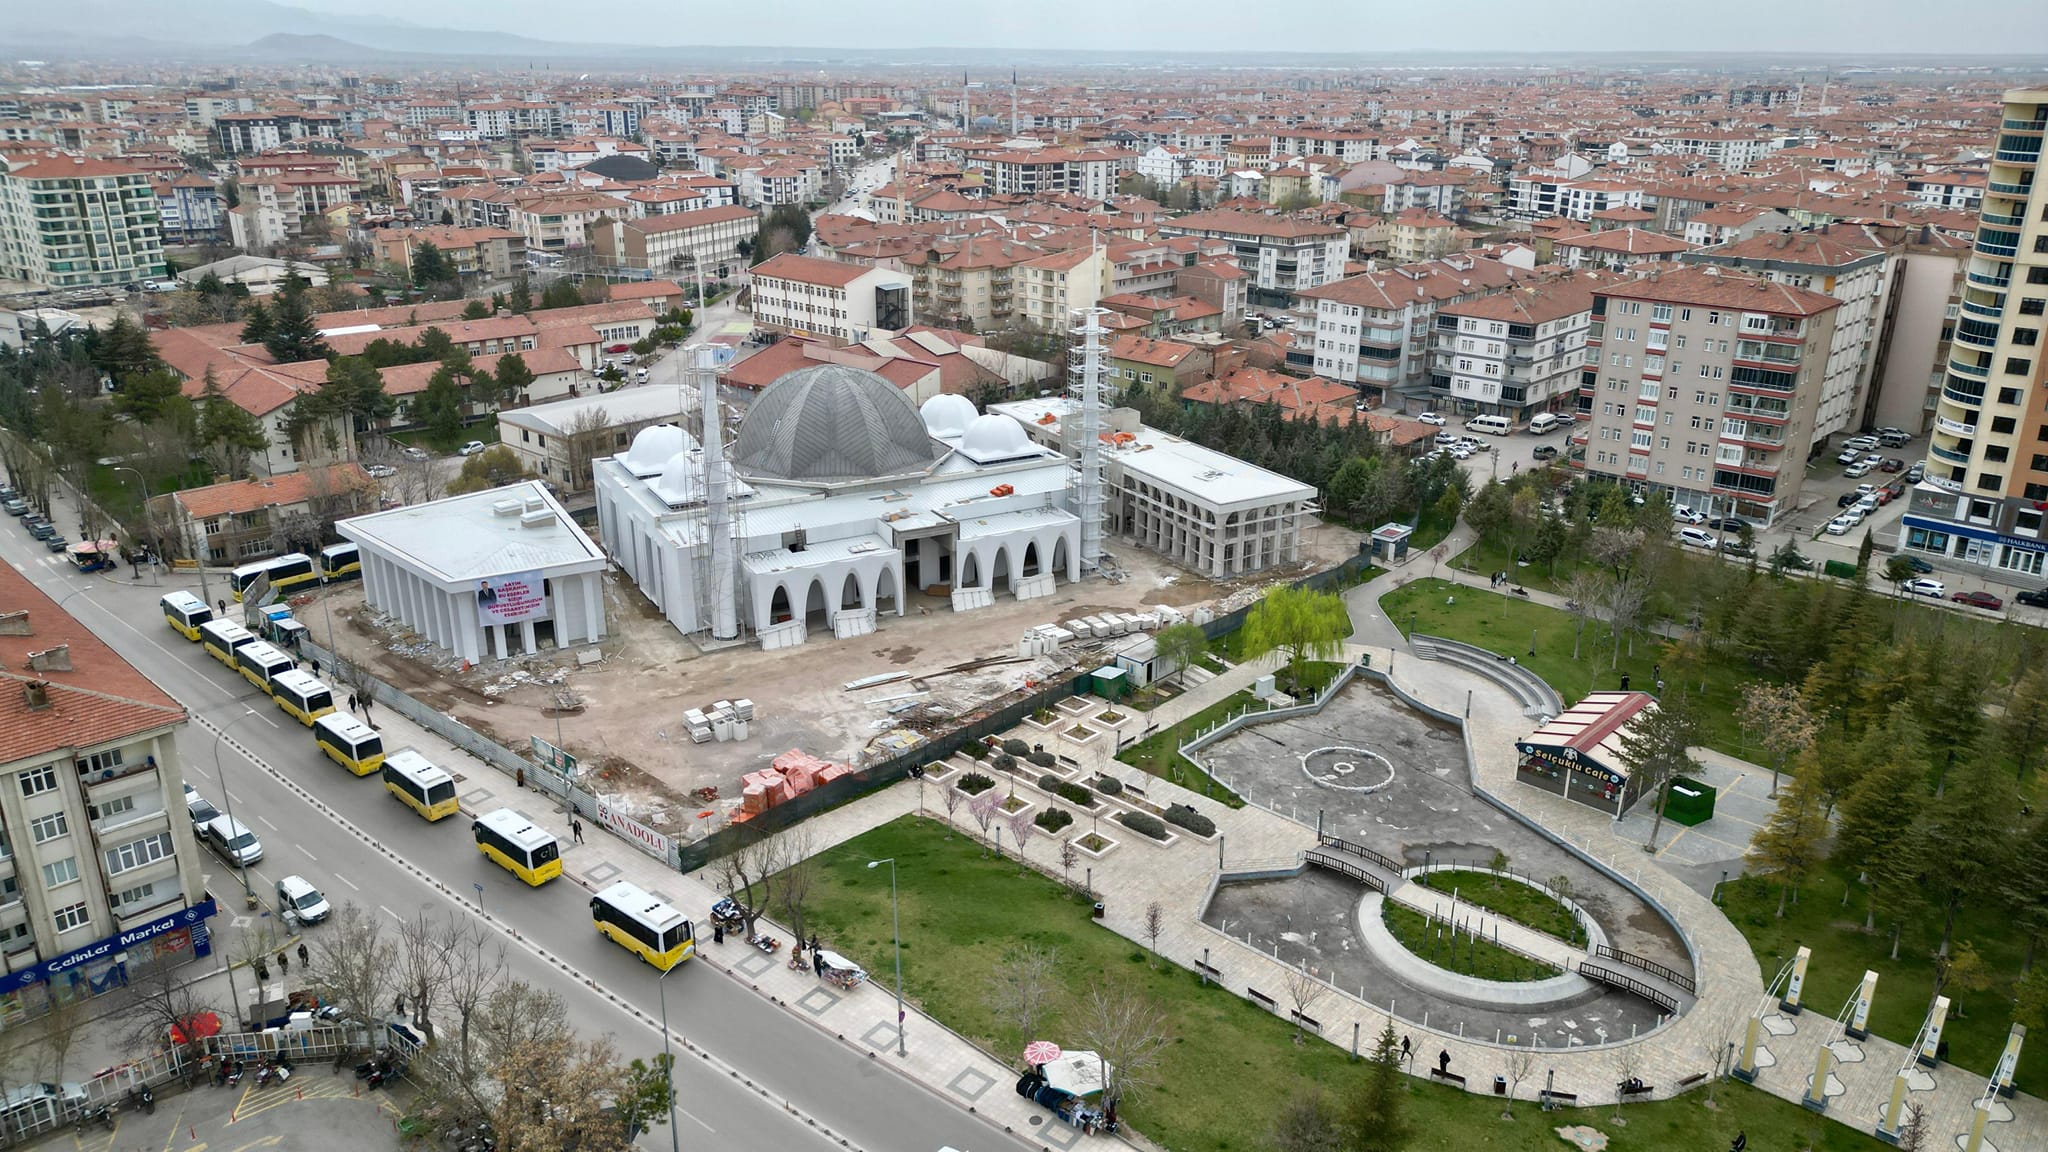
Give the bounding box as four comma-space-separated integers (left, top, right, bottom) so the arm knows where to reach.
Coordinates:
0, 897, 218, 997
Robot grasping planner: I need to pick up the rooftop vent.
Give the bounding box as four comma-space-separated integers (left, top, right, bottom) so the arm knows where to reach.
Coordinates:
23, 680, 49, 709
27, 645, 70, 673
519, 509, 552, 529
492, 499, 524, 517
0, 610, 27, 636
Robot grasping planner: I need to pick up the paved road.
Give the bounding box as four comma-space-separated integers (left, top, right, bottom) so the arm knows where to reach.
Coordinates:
8, 490, 1023, 1152
821, 152, 900, 220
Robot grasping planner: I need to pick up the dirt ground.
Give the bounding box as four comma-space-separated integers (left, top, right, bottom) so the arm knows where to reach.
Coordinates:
304, 519, 1360, 839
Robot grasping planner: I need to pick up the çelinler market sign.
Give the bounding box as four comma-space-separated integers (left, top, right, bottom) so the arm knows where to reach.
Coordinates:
0, 897, 217, 996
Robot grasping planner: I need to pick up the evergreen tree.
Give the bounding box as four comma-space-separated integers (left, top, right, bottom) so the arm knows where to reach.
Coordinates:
90, 312, 162, 382
1834, 706, 1930, 933
320, 355, 395, 427
1747, 773, 1826, 917
540, 280, 583, 310
2001, 812, 2048, 974
2003, 665, 2048, 780
239, 300, 275, 346
1915, 761, 2018, 956
198, 367, 268, 477
507, 276, 534, 315
1344, 1024, 1412, 1152
1616, 690, 1702, 852
113, 367, 186, 422
413, 366, 465, 447
460, 299, 492, 320
411, 241, 458, 288
263, 276, 328, 363
490, 352, 535, 407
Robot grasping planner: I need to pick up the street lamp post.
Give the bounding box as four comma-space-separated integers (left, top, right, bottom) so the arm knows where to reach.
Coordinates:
106, 464, 158, 585
656, 963, 683, 1152
212, 708, 260, 904
866, 858, 905, 1056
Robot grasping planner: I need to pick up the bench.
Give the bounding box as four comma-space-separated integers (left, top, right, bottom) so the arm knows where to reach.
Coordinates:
1429, 1069, 1467, 1087
1540, 1090, 1579, 1110
1247, 987, 1276, 1011
1289, 1010, 1322, 1034
1619, 1082, 1655, 1099
1195, 959, 1221, 980
1675, 1072, 1708, 1090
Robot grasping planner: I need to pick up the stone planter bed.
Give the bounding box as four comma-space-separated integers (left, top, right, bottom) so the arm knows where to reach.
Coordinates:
1072, 831, 1119, 858
997, 794, 1035, 817
953, 773, 999, 799
1111, 809, 1180, 848
1055, 695, 1098, 718
1094, 709, 1131, 729
1022, 712, 1060, 733
1062, 724, 1103, 748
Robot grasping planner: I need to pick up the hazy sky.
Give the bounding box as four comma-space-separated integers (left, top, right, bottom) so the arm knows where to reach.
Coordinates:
286, 0, 2048, 54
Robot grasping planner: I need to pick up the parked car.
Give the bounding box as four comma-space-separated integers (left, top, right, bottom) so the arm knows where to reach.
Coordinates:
1531, 444, 1559, 460
1875, 488, 1896, 506
27, 521, 57, 541
276, 875, 331, 924
1902, 577, 1947, 598
459, 440, 487, 456
1844, 435, 1881, 452
42, 535, 67, 552
1879, 458, 1905, 473
1835, 448, 1861, 465
184, 784, 219, 831
364, 464, 396, 479
1705, 516, 1748, 532
1862, 454, 1885, 467
1, 498, 24, 516
1417, 412, 1447, 426
1825, 517, 1855, 536
1855, 495, 1880, 515
1953, 589, 2004, 611
1671, 506, 1707, 525
2017, 587, 2048, 608
1844, 461, 1874, 478
1901, 556, 1934, 574
204, 814, 263, 865
402, 446, 429, 460
1837, 491, 1862, 508
1905, 463, 1926, 484
1677, 527, 1718, 549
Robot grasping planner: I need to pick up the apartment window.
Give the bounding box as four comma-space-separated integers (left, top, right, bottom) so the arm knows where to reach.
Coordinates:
1651, 303, 1672, 322
42, 857, 78, 888
114, 880, 158, 911
29, 812, 67, 843
2018, 329, 2041, 346
1674, 334, 1688, 349
2031, 268, 2048, 285
2023, 299, 2047, 316
77, 750, 123, 776
1994, 416, 2019, 435
1989, 446, 2011, 463
52, 902, 89, 933
96, 794, 136, 822
105, 832, 174, 875
1679, 308, 1693, 322
19, 766, 56, 797
2002, 387, 2027, 405
1659, 437, 1671, 450
1631, 431, 1652, 448
1668, 386, 1679, 399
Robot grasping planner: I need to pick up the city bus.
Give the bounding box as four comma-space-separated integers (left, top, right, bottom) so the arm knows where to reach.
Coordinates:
270, 669, 336, 726
234, 640, 297, 693
160, 591, 213, 641
590, 881, 694, 970
472, 807, 562, 887
313, 712, 384, 776
199, 620, 258, 669
230, 552, 317, 602
382, 750, 458, 821
319, 542, 361, 583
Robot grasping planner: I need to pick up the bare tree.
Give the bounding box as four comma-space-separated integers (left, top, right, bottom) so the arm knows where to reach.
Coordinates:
970, 789, 1000, 851
1076, 978, 1173, 1120
1006, 809, 1036, 871
983, 945, 1060, 1063
1503, 1045, 1537, 1118
1270, 1089, 1344, 1152
493, 1034, 637, 1152
1143, 901, 1165, 958
562, 407, 617, 492
1281, 965, 1326, 1038
709, 824, 788, 940
1602, 576, 1650, 670
1561, 570, 1607, 661
1699, 1035, 1730, 1107
396, 909, 453, 1042
308, 901, 397, 1033
940, 780, 964, 834
116, 959, 214, 1066
1611, 1044, 1642, 1122
1058, 837, 1079, 889
773, 826, 820, 947
33, 991, 84, 1087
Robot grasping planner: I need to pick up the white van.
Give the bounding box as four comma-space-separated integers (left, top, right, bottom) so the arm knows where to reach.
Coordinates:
1527, 413, 1565, 435
205, 814, 264, 866
1466, 414, 1512, 436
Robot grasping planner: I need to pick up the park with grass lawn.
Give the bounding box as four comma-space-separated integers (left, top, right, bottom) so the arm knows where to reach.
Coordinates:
1413, 869, 1588, 948
1379, 901, 1561, 982
798, 815, 1893, 1152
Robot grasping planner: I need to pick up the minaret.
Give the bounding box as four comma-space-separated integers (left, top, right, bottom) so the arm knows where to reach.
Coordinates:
1011, 68, 1019, 137
1070, 308, 1110, 573
961, 71, 970, 132
695, 344, 738, 641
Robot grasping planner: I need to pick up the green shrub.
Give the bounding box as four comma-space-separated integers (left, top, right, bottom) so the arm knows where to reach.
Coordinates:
1118, 811, 1168, 840
1038, 772, 1063, 791
1003, 738, 1031, 756
1053, 781, 1094, 807
1034, 807, 1073, 833
1163, 804, 1215, 837
963, 741, 988, 760
1027, 750, 1056, 768
993, 753, 1016, 772
1092, 776, 1124, 796
958, 772, 996, 795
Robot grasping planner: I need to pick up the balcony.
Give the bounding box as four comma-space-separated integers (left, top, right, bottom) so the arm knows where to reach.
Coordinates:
1937, 416, 1979, 438
2004, 118, 2047, 133
1977, 229, 2022, 259
1963, 297, 2006, 318
1930, 441, 1974, 465
1925, 472, 1964, 493
78, 753, 159, 787
1943, 381, 1986, 407
1955, 318, 2003, 349
1982, 210, 2028, 228
1949, 355, 1991, 379
1988, 180, 2034, 197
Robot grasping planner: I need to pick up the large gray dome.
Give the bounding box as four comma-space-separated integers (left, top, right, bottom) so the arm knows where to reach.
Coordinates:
733, 364, 943, 484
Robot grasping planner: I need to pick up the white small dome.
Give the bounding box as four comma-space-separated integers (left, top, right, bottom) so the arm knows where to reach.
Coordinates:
919, 393, 979, 438
653, 450, 703, 504
623, 424, 692, 476
959, 413, 1032, 462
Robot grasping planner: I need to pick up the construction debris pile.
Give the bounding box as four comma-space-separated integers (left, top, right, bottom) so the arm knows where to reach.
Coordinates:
737, 749, 854, 819
684, 698, 755, 744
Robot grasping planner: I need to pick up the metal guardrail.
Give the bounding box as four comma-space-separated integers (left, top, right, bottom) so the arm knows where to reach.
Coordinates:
1305, 847, 1389, 894
1592, 944, 1696, 995
1315, 832, 1403, 875
1579, 961, 1680, 1015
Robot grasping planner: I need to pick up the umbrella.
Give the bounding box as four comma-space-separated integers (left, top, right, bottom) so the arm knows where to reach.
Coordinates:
1023, 1040, 1062, 1066
1043, 1050, 1109, 1098
169, 1011, 221, 1045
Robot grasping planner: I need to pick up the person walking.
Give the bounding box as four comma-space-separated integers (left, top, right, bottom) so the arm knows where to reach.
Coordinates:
276, 950, 289, 976
348, 692, 358, 714
812, 947, 825, 977
1401, 1035, 1411, 1064
570, 817, 583, 845
1437, 1048, 1451, 1076
296, 942, 309, 966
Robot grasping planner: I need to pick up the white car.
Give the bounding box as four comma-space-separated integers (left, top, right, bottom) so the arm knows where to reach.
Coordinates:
364, 463, 396, 479
1856, 495, 1880, 514
1677, 527, 1718, 549
1417, 412, 1447, 426
1671, 507, 1707, 525
1902, 577, 1947, 598
1844, 435, 1881, 452
1844, 461, 1874, 478
1825, 516, 1855, 536
459, 440, 487, 456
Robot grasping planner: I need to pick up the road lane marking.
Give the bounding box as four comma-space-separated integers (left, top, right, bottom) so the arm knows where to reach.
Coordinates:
256, 814, 278, 831
334, 873, 358, 890
228, 792, 243, 804
300, 849, 317, 862
676, 1105, 716, 1133
379, 904, 401, 922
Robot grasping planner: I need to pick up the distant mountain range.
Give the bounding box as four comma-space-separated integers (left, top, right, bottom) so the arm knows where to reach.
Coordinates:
8, 0, 2048, 67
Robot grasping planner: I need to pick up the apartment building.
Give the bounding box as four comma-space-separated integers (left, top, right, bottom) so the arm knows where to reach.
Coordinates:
1682, 230, 1887, 443
1902, 90, 2048, 582
0, 156, 166, 290
1655, 130, 1781, 171
0, 566, 213, 1023
506, 191, 621, 252
587, 204, 758, 280
1431, 276, 1604, 423
958, 145, 1122, 199
1384, 208, 1459, 263
1294, 254, 1525, 408
1571, 266, 1841, 525
749, 252, 911, 343
1507, 173, 1643, 223
1157, 209, 1349, 304
1018, 246, 1107, 333
902, 237, 1035, 332
467, 102, 560, 140
160, 464, 375, 566
370, 226, 527, 282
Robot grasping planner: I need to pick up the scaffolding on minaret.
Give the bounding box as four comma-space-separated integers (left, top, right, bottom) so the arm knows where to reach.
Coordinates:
1068, 307, 1110, 573
686, 343, 743, 643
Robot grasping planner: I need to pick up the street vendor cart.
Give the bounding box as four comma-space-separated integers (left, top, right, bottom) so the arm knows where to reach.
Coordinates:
815, 950, 867, 990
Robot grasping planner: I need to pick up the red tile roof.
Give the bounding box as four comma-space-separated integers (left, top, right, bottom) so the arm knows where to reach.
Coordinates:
0, 563, 184, 766
172, 464, 372, 519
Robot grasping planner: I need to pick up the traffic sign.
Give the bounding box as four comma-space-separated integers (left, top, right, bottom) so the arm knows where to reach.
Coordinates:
530, 735, 577, 777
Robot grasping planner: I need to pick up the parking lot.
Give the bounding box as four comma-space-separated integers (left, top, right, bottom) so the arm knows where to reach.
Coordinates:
20, 1073, 407, 1152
